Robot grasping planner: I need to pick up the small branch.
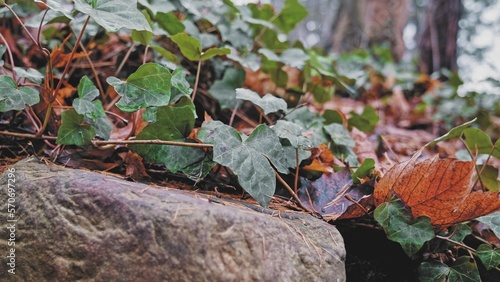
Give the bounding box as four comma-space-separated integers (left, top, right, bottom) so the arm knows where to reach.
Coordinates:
0, 130, 57, 141
78, 40, 105, 99
191, 59, 202, 102
93, 139, 213, 148
0, 130, 214, 148
274, 170, 319, 217
435, 235, 476, 253
114, 43, 135, 77
294, 148, 299, 194
3, 3, 39, 47
0, 32, 16, 82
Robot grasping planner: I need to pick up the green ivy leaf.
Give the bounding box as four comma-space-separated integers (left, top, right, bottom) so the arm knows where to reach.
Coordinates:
0, 75, 39, 112
87, 115, 112, 140
170, 33, 202, 61
351, 158, 375, 184
374, 200, 435, 257
0, 45, 5, 66
259, 48, 309, 69
418, 261, 449, 282
149, 45, 180, 64
106, 63, 172, 112
323, 123, 356, 148
273, 0, 307, 34
448, 257, 481, 281
348, 105, 380, 132
420, 257, 483, 281
198, 121, 288, 207
272, 120, 312, 149
131, 9, 153, 45
131, 97, 207, 174
73, 76, 100, 119
464, 128, 500, 159
74, 0, 152, 32
426, 118, 477, 147
170, 68, 193, 103
200, 47, 231, 61
56, 109, 95, 146
477, 211, 500, 240
477, 244, 500, 270
235, 88, 287, 115
137, 0, 175, 15
44, 0, 74, 20
13, 67, 44, 84
209, 68, 245, 109
156, 11, 185, 35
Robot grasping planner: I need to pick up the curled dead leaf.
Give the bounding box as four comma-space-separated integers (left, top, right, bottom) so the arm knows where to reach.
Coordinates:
374, 150, 500, 227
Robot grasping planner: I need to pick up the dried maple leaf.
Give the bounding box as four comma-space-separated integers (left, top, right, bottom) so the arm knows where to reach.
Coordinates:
374, 150, 500, 228
50, 42, 86, 68
303, 143, 340, 173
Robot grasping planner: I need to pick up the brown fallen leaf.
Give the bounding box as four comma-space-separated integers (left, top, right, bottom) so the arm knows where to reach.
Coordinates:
374, 149, 500, 228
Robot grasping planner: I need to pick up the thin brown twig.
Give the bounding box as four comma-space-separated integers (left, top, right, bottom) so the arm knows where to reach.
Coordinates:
274, 170, 320, 217
0, 32, 16, 81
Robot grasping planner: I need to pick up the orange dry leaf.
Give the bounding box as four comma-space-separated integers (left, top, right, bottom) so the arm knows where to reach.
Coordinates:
303, 144, 337, 173
374, 150, 500, 228
50, 43, 86, 68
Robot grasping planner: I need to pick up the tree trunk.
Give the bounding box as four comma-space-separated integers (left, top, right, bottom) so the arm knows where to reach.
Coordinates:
326, 0, 409, 61
417, 0, 462, 74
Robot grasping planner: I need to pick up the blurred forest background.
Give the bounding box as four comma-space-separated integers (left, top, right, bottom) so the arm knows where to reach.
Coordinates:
242, 0, 499, 95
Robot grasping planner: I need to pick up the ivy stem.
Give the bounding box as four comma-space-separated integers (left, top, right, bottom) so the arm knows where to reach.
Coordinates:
38, 15, 91, 136
0, 32, 16, 82
114, 43, 135, 77
459, 137, 486, 190
294, 148, 299, 194
191, 59, 202, 102
435, 235, 476, 253
3, 3, 38, 47
0, 130, 214, 148
78, 40, 105, 99
274, 170, 319, 216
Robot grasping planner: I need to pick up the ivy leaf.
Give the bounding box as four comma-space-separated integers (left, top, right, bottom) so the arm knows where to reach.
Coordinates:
351, 158, 375, 184
200, 47, 231, 61
44, 0, 74, 20
0, 45, 5, 66
418, 258, 482, 282
477, 244, 500, 270
374, 200, 435, 257
426, 118, 477, 147
170, 68, 193, 103
235, 88, 287, 115
137, 0, 175, 15
477, 211, 500, 240
73, 76, 100, 119
170, 33, 202, 61
418, 261, 449, 282
209, 68, 245, 109
106, 63, 171, 112
259, 48, 309, 69
348, 105, 379, 132
131, 97, 207, 174
131, 9, 153, 45
273, 0, 307, 34
0, 75, 39, 112
74, 0, 152, 32
156, 11, 185, 35
323, 123, 356, 148
56, 109, 95, 146
198, 121, 288, 207
464, 128, 500, 158
13, 67, 44, 84
87, 115, 112, 140
272, 120, 312, 149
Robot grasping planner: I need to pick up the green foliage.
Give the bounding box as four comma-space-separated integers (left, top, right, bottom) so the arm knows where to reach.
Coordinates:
476, 244, 500, 270
419, 257, 481, 282
107, 63, 172, 112
323, 123, 355, 148
209, 68, 246, 109
374, 200, 435, 257
56, 109, 95, 146
198, 121, 288, 207
351, 158, 375, 184
170, 33, 230, 61
426, 118, 477, 147
477, 211, 500, 239
348, 105, 379, 132
0, 75, 39, 112
235, 88, 287, 115
74, 0, 152, 32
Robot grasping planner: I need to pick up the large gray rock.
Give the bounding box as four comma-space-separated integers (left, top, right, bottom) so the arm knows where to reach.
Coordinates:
0, 158, 345, 281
